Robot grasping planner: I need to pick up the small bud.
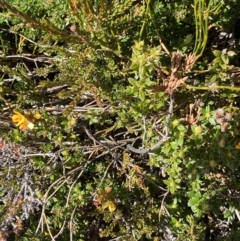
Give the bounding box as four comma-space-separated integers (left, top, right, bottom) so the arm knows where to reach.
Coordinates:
193, 125, 202, 136
172, 119, 179, 127
34, 113, 41, 119
210, 160, 217, 168
218, 138, 225, 148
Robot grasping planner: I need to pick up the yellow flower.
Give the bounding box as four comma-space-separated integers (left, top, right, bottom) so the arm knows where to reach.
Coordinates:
108, 200, 116, 213
26, 111, 41, 122
102, 200, 116, 213
34, 113, 41, 119
12, 111, 34, 131
12, 111, 25, 124
235, 142, 240, 149
12, 111, 27, 127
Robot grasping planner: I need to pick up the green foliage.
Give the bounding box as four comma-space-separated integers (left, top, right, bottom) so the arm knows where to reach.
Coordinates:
1, 0, 240, 240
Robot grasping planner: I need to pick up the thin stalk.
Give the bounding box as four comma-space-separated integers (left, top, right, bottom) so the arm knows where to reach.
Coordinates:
187, 85, 240, 91
193, 0, 200, 54
139, 0, 151, 40
194, 0, 205, 58
194, 0, 222, 60
198, 0, 212, 57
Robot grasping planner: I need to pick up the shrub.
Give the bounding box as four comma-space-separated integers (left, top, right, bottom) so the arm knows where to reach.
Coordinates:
1, 0, 240, 240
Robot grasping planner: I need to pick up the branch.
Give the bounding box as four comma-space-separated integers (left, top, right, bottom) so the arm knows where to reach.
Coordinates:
127, 93, 174, 154
0, 0, 88, 44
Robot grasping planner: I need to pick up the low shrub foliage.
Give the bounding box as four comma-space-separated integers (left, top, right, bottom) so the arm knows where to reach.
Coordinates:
1, 0, 240, 240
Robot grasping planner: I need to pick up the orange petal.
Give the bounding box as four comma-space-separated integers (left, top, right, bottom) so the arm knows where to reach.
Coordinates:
15, 117, 27, 127
17, 118, 28, 130
19, 123, 28, 131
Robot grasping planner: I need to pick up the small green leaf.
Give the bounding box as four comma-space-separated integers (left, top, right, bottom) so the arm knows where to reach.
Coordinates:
139, 90, 145, 101
213, 57, 222, 64
223, 209, 232, 219
209, 118, 216, 125
177, 137, 184, 146
221, 54, 229, 65
213, 50, 221, 57
227, 51, 236, 57
128, 78, 137, 86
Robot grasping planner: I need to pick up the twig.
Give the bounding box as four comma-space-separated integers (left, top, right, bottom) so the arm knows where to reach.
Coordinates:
36, 176, 67, 234
44, 106, 111, 113
22, 153, 57, 158
142, 116, 147, 148
109, 237, 123, 241
45, 179, 69, 204
53, 220, 67, 239
235, 209, 240, 222
159, 190, 170, 222
69, 206, 77, 241
0, 54, 60, 63
43, 213, 55, 241
65, 159, 92, 209
127, 93, 174, 154
0, 28, 54, 49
